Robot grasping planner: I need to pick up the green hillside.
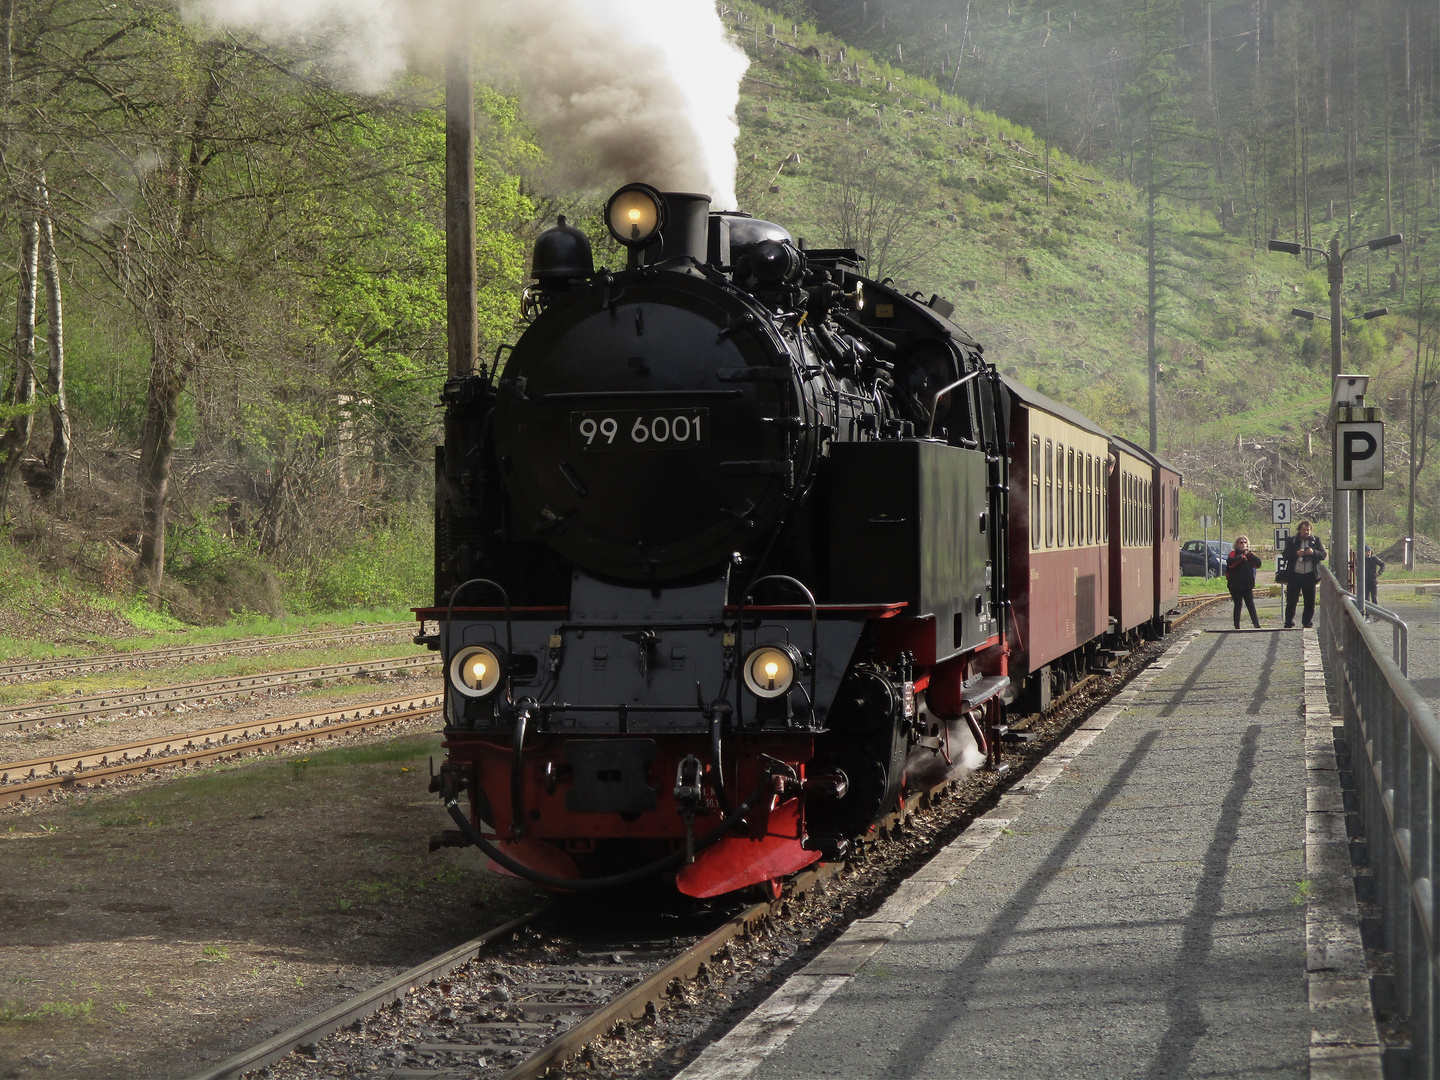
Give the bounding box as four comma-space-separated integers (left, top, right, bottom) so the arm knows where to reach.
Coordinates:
719, 1, 1419, 548
0, 1, 1429, 634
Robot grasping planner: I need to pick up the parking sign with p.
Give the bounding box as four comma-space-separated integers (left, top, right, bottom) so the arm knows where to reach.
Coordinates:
1335, 421, 1385, 490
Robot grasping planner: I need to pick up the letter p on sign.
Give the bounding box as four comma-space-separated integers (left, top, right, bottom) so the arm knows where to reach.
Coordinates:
1335, 421, 1385, 490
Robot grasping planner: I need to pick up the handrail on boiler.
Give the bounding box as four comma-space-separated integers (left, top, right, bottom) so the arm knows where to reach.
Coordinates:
926, 369, 981, 438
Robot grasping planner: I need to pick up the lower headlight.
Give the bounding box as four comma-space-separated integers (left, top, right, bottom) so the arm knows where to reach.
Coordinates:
742, 643, 802, 699
450, 645, 504, 698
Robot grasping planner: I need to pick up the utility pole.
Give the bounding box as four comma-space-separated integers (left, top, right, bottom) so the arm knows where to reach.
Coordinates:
1270, 231, 1403, 574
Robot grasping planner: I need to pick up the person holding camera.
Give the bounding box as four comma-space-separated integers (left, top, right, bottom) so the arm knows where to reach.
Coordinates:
1282, 520, 1326, 628
1225, 535, 1262, 629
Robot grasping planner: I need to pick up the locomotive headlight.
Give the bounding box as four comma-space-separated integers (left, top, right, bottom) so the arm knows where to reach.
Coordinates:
742, 643, 803, 699
450, 645, 505, 698
605, 183, 666, 247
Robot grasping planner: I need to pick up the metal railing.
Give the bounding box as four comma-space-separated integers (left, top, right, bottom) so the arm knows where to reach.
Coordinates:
1339, 587, 1410, 676
1318, 565, 1438, 1074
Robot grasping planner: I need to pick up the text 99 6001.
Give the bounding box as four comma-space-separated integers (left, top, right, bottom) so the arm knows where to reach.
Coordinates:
572, 409, 710, 451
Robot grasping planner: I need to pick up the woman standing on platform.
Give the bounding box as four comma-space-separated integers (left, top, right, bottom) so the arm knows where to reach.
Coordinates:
1225, 535, 1262, 629
1282, 520, 1326, 629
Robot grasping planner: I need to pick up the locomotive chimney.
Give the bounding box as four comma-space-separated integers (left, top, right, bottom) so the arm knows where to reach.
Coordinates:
445, 23, 477, 377
633, 192, 712, 269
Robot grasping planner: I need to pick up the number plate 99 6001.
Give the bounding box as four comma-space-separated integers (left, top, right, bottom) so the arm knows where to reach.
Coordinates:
572, 409, 710, 451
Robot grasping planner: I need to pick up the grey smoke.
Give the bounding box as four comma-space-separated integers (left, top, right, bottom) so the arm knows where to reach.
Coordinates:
182, 0, 748, 208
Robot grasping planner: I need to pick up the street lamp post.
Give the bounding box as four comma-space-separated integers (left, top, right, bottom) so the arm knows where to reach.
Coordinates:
1269, 232, 1402, 579
1290, 307, 1391, 328
1408, 377, 1439, 569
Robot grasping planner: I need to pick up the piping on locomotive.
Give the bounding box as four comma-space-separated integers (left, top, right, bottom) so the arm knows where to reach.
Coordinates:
418, 184, 1164, 897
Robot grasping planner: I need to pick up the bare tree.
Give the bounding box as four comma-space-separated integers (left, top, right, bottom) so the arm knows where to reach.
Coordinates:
0, 194, 39, 520
37, 171, 67, 494
815, 145, 932, 282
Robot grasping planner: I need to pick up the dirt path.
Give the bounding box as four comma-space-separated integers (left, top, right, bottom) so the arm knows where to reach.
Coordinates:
0, 719, 540, 1079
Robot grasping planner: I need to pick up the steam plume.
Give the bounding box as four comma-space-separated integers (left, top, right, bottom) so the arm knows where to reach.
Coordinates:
182, 0, 749, 208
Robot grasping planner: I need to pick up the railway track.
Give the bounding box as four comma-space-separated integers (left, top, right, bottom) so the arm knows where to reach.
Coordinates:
0, 622, 416, 681
0, 654, 439, 733
0, 693, 443, 805
190, 598, 1227, 1080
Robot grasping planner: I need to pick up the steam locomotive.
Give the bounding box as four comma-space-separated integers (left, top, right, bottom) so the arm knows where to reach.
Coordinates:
421, 184, 1180, 897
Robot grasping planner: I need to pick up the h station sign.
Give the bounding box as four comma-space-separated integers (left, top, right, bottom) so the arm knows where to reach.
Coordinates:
1335, 420, 1385, 490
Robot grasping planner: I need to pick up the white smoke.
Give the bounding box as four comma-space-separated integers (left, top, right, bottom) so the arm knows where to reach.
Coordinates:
181, 0, 749, 209
904, 702, 986, 791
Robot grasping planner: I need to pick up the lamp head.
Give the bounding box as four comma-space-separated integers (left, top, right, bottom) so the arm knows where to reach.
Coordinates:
1268, 239, 1303, 255
1333, 374, 1370, 410
605, 183, 667, 248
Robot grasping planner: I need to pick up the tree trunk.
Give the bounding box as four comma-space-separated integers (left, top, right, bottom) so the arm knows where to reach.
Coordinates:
136, 330, 188, 592
134, 46, 225, 592
37, 173, 68, 494
0, 199, 39, 520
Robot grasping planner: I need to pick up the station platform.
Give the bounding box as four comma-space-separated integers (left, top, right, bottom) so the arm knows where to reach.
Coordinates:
679, 601, 1383, 1080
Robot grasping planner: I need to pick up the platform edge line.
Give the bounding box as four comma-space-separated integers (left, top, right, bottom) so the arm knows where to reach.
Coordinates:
1302, 626, 1384, 1080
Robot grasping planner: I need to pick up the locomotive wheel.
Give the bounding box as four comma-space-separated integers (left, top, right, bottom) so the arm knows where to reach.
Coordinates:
808, 666, 909, 840
748, 878, 783, 903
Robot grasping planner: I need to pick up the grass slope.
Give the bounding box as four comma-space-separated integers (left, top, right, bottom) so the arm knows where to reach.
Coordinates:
722, 2, 1423, 549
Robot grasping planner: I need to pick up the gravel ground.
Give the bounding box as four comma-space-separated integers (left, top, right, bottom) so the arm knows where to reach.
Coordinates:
247, 620, 1193, 1080
1369, 583, 1440, 715
0, 608, 1213, 1080
0, 704, 541, 1080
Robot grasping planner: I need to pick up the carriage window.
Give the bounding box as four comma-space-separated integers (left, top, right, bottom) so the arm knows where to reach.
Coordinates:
1120, 475, 1126, 546
1088, 457, 1100, 544
1103, 464, 1110, 543
1144, 480, 1151, 545
1031, 438, 1041, 550
1045, 440, 1054, 548
1083, 455, 1091, 545
1129, 475, 1135, 546
1067, 448, 1076, 546
1121, 475, 1127, 546
1126, 475, 1134, 546
1172, 485, 1180, 539
1055, 443, 1064, 546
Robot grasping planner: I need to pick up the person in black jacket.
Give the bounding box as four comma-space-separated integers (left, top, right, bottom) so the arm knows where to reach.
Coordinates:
1225, 535, 1262, 629
1283, 520, 1327, 628
1364, 545, 1386, 605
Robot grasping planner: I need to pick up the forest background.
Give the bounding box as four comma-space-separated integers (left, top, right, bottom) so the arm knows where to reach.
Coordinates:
0, 0, 1433, 631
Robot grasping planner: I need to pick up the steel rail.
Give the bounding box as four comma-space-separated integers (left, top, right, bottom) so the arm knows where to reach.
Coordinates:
180, 605, 1223, 1079
0, 700, 444, 806
0, 693, 442, 790
508, 598, 1232, 1076
0, 654, 440, 733
504, 862, 841, 1080
187, 910, 542, 1080
0, 623, 414, 680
